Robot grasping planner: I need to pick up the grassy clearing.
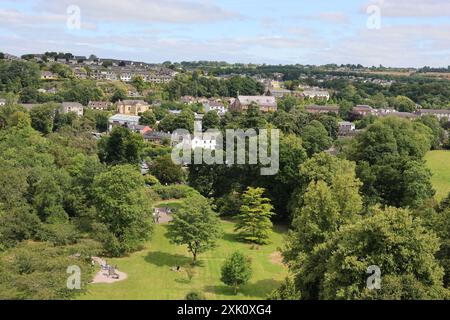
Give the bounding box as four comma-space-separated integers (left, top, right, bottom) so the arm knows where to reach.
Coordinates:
425, 150, 450, 201
79, 220, 288, 300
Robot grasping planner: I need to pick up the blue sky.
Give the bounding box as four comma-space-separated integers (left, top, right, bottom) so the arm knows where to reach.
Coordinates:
1, 0, 450, 67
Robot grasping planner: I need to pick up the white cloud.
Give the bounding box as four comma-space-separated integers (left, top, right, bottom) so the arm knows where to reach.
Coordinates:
35, 0, 241, 24
290, 12, 350, 25
315, 24, 450, 67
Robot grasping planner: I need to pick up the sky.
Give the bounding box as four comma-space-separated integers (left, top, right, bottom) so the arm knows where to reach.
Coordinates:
1, 0, 450, 67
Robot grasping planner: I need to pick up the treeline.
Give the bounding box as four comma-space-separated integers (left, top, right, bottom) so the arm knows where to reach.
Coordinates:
186, 106, 449, 299
0, 102, 158, 299
164, 73, 264, 100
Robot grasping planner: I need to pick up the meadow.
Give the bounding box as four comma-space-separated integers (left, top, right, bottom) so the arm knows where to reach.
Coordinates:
425, 150, 450, 200
80, 219, 288, 300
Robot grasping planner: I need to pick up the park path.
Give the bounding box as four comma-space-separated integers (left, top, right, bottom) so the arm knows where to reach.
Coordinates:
91, 257, 128, 284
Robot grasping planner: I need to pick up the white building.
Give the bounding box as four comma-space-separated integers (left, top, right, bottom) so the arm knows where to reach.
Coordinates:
191, 136, 217, 150
120, 73, 133, 82
61, 102, 84, 117
108, 114, 140, 132
204, 101, 227, 116
302, 88, 330, 101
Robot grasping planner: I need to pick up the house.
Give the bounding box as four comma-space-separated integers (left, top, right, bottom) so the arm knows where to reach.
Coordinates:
371, 108, 396, 116
305, 105, 339, 115
146, 74, 172, 84
120, 73, 133, 82
0, 98, 6, 106
230, 95, 277, 113
133, 125, 152, 135
61, 102, 84, 116
378, 111, 417, 119
190, 136, 217, 150
204, 101, 227, 116
302, 88, 330, 101
143, 131, 171, 144
46, 87, 58, 94
116, 100, 151, 115
127, 91, 143, 98
88, 101, 112, 111
108, 114, 140, 132
353, 105, 373, 117
41, 71, 58, 80
180, 96, 197, 104
338, 121, 356, 136
267, 88, 292, 98
73, 68, 88, 79
415, 109, 450, 121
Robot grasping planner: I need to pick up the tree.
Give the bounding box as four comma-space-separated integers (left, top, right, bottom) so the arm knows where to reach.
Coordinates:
220, 251, 252, 294
149, 154, 185, 184
301, 120, 332, 156
98, 126, 144, 165
321, 207, 447, 300
30, 103, 57, 134
139, 110, 156, 126
166, 195, 222, 262
268, 277, 301, 300
417, 115, 446, 149
287, 180, 340, 254
186, 291, 205, 300
390, 95, 416, 112
202, 110, 221, 131
349, 117, 435, 208
92, 165, 153, 256
235, 187, 274, 245
131, 76, 146, 93
111, 88, 127, 103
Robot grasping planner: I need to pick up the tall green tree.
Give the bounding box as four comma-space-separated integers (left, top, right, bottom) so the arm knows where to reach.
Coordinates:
30, 103, 57, 134
301, 120, 332, 156
92, 165, 153, 256
149, 154, 185, 184
166, 195, 222, 262
98, 126, 144, 165
202, 110, 221, 131
321, 207, 447, 300
235, 187, 274, 245
220, 251, 252, 294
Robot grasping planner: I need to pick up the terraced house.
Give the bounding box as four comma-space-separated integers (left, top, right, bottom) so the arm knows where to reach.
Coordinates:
116, 100, 151, 116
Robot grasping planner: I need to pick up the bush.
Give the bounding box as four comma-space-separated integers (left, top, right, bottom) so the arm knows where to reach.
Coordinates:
37, 222, 80, 246
152, 184, 200, 200
144, 174, 159, 186
186, 291, 205, 300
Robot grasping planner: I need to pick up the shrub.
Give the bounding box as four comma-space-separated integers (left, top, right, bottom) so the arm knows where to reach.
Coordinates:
152, 184, 200, 200
186, 291, 205, 300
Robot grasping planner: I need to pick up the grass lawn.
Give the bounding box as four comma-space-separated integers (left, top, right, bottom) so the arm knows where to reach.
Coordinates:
79, 220, 288, 300
425, 150, 450, 201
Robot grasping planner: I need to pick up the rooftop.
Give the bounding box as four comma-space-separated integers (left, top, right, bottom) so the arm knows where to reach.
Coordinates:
109, 114, 140, 122
238, 95, 277, 106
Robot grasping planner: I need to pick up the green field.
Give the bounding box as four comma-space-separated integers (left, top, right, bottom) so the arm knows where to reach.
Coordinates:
425, 150, 450, 200
79, 220, 288, 300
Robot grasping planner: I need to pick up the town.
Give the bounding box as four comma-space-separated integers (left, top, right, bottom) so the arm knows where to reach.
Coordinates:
0, 0, 449, 305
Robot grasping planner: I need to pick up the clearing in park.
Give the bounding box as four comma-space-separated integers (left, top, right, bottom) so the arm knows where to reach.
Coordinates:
79, 217, 287, 300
